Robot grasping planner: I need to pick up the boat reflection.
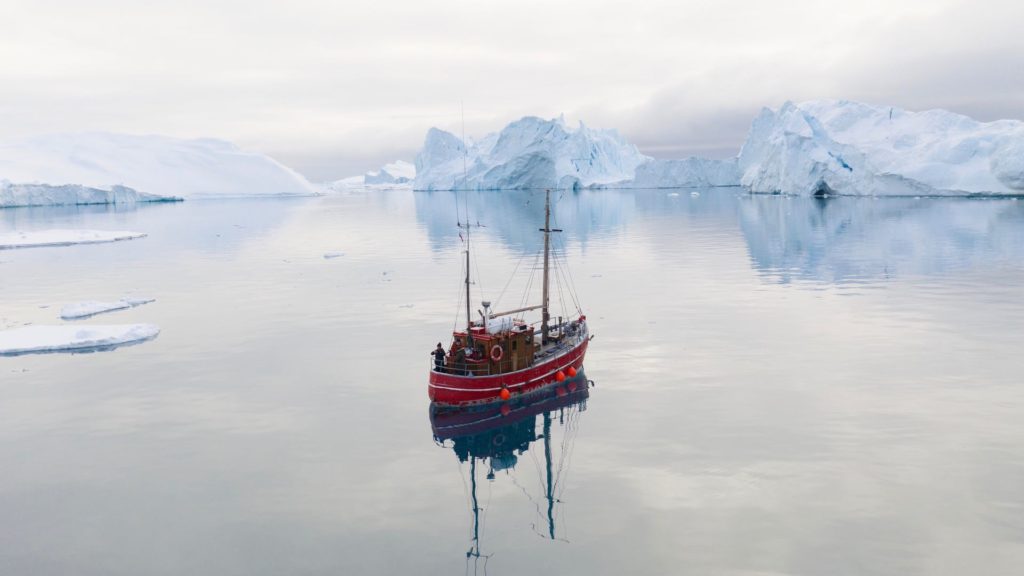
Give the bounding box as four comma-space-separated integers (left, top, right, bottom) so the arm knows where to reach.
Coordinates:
430, 372, 593, 570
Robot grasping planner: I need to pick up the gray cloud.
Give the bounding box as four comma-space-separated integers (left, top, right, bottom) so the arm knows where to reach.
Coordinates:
1, 0, 1021, 180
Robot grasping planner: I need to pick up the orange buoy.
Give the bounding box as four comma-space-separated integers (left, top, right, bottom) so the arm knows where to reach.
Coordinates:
556, 386, 566, 397
499, 388, 511, 401
500, 404, 511, 416
568, 381, 577, 392
567, 366, 577, 377
555, 371, 566, 382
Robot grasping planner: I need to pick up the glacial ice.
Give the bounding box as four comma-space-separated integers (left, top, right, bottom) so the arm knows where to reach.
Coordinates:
0, 229, 147, 249
60, 298, 155, 320
1, 181, 178, 208
0, 132, 318, 199
414, 116, 649, 190
624, 157, 741, 189
0, 324, 160, 356
364, 160, 415, 185
737, 100, 1024, 196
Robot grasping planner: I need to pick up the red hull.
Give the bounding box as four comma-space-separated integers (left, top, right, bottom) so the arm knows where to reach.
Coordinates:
428, 339, 589, 405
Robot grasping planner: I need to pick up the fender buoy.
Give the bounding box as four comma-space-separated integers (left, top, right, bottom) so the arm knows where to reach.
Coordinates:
499, 387, 511, 401
567, 366, 577, 377
490, 345, 504, 362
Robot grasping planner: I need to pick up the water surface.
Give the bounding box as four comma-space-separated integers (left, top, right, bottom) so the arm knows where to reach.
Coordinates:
1, 190, 1023, 575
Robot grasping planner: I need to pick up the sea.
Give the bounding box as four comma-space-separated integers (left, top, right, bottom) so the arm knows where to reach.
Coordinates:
2, 188, 1023, 575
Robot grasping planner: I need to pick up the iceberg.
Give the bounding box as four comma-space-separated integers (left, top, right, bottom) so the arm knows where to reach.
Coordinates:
737, 100, 1024, 196
1, 181, 178, 208
0, 132, 318, 199
0, 229, 147, 249
60, 298, 155, 320
364, 160, 415, 185
624, 157, 741, 189
414, 116, 650, 190
0, 324, 160, 356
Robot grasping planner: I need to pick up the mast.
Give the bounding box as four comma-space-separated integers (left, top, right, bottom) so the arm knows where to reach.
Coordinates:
541, 190, 551, 345
465, 243, 473, 347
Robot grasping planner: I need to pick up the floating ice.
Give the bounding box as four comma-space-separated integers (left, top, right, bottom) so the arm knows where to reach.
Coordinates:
0, 132, 318, 198
414, 116, 649, 190
0, 324, 160, 356
60, 298, 155, 320
322, 252, 345, 259
1, 181, 178, 208
738, 100, 1024, 196
0, 229, 147, 249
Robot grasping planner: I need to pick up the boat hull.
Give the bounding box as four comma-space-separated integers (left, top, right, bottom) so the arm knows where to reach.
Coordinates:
428, 338, 589, 405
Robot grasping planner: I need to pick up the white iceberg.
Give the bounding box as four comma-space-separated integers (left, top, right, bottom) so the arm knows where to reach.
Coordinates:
0, 229, 147, 249
0, 132, 318, 199
364, 160, 415, 185
737, 100, 1024, 196
1, 181, 179, 208
624, 157, 741, 189
60, 298, 155, 320
414, 116, 650, 190
0, 324, 160, 356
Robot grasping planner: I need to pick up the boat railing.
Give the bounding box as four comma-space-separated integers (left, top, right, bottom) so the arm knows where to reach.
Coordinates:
431, 327, 588, 376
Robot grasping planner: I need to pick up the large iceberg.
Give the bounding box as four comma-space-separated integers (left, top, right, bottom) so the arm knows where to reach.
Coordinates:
1, 181, 178, 208
414, 116, 650, 190
737, 100, 1024, 196
0, 132, 318, 199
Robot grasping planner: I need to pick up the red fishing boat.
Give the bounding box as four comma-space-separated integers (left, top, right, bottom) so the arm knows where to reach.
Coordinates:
428, 189, 591, 405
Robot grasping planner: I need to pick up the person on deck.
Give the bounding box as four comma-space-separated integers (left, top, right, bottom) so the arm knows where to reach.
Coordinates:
432, 343, 446, 372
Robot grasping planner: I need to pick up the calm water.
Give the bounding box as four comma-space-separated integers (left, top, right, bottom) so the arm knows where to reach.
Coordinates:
2, 189, 1024, 575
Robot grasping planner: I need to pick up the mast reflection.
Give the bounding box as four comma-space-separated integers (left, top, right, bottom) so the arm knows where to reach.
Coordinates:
429, 371, 593, 570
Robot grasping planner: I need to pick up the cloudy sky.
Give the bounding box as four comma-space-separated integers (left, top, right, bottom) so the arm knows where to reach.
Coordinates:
2, 0, 1022, 180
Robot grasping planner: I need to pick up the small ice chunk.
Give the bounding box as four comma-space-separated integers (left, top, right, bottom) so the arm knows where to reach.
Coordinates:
323, 252, 345, 259
690, 191, 700, 197
667, 192, 680, 197
0, 324, 160, 356
0, 229, 147, 250
60, 298, 156, 320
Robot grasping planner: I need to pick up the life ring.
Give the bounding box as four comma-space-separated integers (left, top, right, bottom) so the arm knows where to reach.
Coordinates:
492, 433, 506, 447
490, 344, 504, 362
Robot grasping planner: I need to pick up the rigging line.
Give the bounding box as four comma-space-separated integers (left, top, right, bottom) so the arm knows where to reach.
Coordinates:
549, 210, 582, 312
493, 248, 529, 310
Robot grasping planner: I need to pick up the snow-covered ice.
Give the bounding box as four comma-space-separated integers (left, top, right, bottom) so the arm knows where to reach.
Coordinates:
0, 132, 318, 199
414, 116, 649, 190
624, 158, 740, 189
365, 160, 415, 185
326, 160, 416, 190
0, 324, 160, 356
1, 181, 178, 208
737, 100, 1024, 196
0, 229, 147, 249
60, 298, 155, 320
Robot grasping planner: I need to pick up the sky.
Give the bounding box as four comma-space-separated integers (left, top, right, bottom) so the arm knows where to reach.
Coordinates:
2, 0, 1023, 181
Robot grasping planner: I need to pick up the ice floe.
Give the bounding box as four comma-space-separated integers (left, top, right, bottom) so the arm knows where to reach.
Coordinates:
60, 298, 155, 320
0, 324, 160, 356
1, 181, 179, 208
0, 229, 147, 249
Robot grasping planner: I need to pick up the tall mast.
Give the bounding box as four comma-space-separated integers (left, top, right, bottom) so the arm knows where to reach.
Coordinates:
541, 190, 551, 345
465, 241, 473, 347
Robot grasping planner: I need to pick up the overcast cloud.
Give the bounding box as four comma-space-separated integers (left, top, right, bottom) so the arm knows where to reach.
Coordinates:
1, 0, 1022, 180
